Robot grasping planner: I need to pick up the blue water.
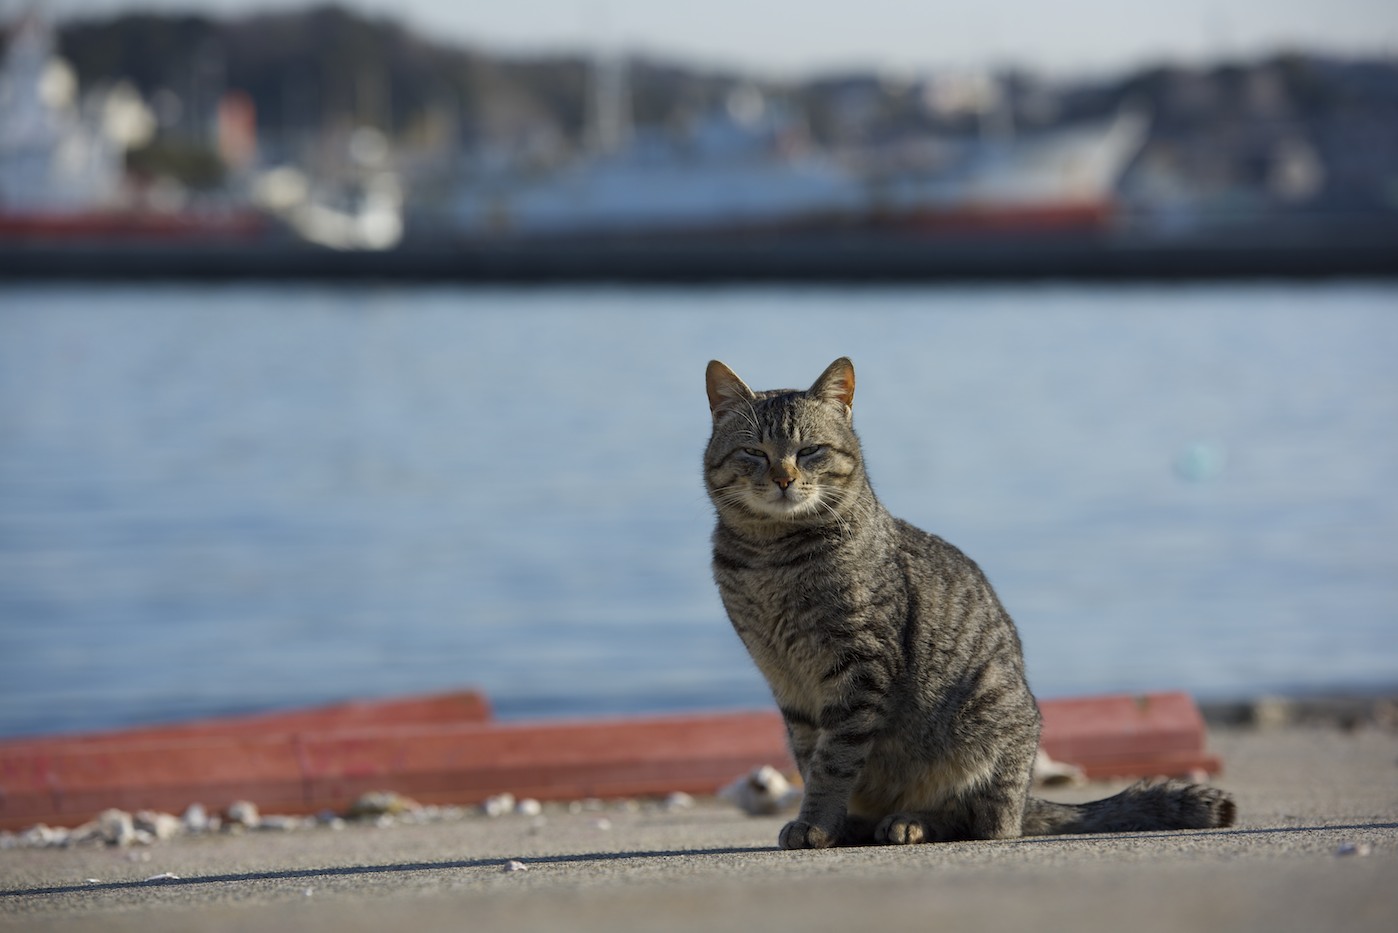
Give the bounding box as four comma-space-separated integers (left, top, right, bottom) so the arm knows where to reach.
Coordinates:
1, 282, 1396, 737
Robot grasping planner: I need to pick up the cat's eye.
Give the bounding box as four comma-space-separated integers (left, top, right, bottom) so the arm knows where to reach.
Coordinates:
741, 447, 767, 459
797, 445, 824, 458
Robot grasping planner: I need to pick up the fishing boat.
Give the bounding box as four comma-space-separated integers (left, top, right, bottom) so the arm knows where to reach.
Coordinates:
0, 11, 264, 244
451, 85, 1148, 241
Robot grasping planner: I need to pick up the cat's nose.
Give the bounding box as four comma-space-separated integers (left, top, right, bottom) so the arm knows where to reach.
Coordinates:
772, 475, 793, 490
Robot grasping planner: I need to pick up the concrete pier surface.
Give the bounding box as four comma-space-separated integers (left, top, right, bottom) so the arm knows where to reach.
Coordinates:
2, 725, 1395, 933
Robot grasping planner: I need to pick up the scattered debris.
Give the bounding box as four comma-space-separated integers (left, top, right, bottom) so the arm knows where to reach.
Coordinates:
224, 800, 261, 829
347, 791, 421, 820
481, 792, 516, 817
1336, 841, 1373, 857
1032, 748, 1088, 787
257, 815, 307, 832
17, 824, 63, 847
142, 872, 181, 883
719, 765, 802, 816
502, 859, 529, 872
98, 809, 137, 847
182, 803, 214, 833
135, 810, 182, 841
309, 809, 345, 831
0, 786, 723, 849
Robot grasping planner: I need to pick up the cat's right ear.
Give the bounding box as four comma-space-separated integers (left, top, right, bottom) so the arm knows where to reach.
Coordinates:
706, 360, 756, 421
809, 357, 855, 414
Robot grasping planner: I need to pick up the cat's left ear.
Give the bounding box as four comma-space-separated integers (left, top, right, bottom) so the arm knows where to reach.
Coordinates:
809, 357, 855, 414
707, 360, 757, 421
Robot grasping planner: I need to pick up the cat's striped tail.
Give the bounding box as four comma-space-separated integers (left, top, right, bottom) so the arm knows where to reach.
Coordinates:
1021, 778, 1237, 835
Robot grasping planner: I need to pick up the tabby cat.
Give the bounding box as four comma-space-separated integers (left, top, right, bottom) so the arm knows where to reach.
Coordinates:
704, 357, 1236, 849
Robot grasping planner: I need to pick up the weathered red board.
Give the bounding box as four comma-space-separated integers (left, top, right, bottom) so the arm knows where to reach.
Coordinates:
1038, 691, 1220, 780
0, 690, 1219, 831
2, 691, 492, 750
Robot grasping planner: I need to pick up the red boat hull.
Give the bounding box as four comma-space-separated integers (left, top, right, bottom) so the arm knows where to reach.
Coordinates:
0, 209, 266, 243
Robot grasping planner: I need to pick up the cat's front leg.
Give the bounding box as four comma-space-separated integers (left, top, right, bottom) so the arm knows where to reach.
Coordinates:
966, 755, 1033, 840
781, 711, 819, 783
779, 707, 881, 849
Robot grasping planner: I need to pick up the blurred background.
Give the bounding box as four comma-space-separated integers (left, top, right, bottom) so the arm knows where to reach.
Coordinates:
1, 1, 1396, 737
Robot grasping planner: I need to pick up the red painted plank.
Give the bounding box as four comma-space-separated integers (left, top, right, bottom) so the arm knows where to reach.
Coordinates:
0, 691, 490, 750
299, 712, 792, 807
0, 734, 308, 828
0, 692, 1219, 831
0, 712, 794, 830
1040, 692, 1208, 763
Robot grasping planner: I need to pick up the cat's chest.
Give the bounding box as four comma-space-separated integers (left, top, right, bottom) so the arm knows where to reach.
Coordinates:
718, 563, 862, 711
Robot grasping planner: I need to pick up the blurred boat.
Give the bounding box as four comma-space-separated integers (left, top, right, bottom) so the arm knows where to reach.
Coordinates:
451, 89, 1148, 241
0, 11, 263, 244
864, 110, 1151, 234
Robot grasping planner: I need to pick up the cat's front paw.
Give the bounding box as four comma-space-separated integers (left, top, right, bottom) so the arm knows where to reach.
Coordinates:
875, 813, 930, 845
778, 819, 837, 849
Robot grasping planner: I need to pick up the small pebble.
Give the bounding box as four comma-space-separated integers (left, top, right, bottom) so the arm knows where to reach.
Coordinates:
502, 859, 529, 872
481, 793, 516, 817
719, 765, 802, 816
257, 815, 303, 832
98, 809, 137, 847
348, 791, 420, 819
142, 872, 181, 883
21, 824, 63, 847
663, 792, 695, 811
67, 820, 103, 846
592, 818, 612, 831
182, 803, 211, 833
316, 809, 348, 830
225, 800, 261, 829
514, 798, 543, 817
135, 811, 182, 841
1336, 841, 1373, 857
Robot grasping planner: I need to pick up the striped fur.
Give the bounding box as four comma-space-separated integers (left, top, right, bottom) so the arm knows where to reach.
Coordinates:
704, 358, 1235, 849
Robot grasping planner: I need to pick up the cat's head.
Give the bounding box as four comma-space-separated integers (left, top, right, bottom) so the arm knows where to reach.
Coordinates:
704, 357, 866, 526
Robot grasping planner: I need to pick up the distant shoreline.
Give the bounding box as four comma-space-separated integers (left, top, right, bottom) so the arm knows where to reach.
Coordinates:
1197, 691, 1398, 730
3, 227, 1397, 283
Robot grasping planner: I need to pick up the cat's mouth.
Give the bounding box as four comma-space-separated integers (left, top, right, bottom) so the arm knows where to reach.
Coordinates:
749, 486, 819, 518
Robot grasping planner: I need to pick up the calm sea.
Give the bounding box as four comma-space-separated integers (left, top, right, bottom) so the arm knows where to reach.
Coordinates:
1, 281, 1395, 737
